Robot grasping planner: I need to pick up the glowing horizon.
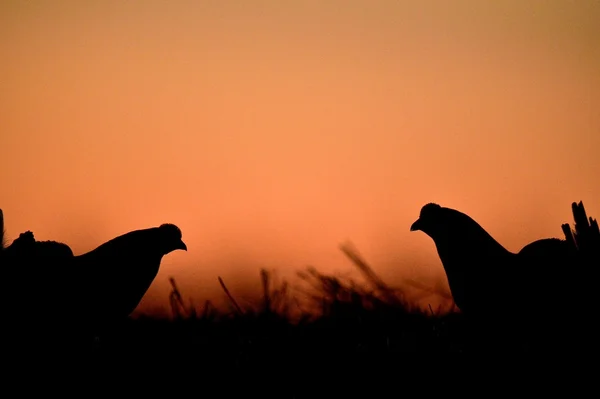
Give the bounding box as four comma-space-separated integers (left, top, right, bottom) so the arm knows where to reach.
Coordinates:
2, 0, 599, 315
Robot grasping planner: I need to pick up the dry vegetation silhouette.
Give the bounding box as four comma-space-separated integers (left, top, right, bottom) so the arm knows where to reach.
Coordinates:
0, 201, 598, 361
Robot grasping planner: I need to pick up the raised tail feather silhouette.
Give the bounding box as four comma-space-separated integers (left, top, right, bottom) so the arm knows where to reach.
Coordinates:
0, 208, 5, 250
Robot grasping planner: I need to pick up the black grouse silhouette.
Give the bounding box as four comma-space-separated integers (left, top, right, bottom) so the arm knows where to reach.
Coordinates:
410, 204, 579, 310
1, 221, 187, 349
1, 231, 75, 308
3, 230, 74, 259
71, 223, 187, 327
409, 203, 585, 349
0, 229, 78, 349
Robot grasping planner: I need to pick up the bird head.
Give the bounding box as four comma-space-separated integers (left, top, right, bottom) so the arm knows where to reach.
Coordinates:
5, 231, 36, 254
410, 203, 446, 238
410, 202, 511, 257
157, 223, 187, 255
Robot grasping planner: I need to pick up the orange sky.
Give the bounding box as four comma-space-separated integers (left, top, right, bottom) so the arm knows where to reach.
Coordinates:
2, 0, 599, 316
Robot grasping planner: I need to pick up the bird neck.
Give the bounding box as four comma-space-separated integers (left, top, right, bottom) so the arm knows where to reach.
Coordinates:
433, 229, 514, 274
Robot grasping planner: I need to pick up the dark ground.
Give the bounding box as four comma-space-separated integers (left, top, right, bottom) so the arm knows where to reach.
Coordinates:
0, 264, 594, 395
4, 266, 587, 361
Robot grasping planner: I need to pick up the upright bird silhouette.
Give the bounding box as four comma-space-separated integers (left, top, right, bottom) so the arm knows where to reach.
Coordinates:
409, 203, 583, 350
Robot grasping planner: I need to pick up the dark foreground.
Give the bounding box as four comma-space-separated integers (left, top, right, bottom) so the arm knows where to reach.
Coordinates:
2, 269, 595, 396
5, 271, 592, 362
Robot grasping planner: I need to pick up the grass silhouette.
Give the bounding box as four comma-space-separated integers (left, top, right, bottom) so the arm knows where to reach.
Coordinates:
97, 244, 468, 364
87, 240, 466, 364
102, 262, 466, 361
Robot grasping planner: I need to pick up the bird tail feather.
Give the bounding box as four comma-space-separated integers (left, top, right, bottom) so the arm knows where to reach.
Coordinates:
0, 208, 5, 250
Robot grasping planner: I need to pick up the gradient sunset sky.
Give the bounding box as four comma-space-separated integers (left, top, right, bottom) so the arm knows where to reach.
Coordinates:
2, 1, 599, 314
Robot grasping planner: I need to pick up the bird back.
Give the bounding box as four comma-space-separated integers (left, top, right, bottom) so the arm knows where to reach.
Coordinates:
72, 227, 167, 322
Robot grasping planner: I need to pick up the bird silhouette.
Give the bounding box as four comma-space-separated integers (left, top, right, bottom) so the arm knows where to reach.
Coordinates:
71, 223, 187, 328
410, 202, 584, 351
0, 230, 77, 351
3, 231, 74, 259
1, 231, 75, 305
1, 223, 187, 351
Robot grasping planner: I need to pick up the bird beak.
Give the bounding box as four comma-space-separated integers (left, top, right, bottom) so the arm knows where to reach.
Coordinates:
410, 219, 421, 232
177, 240, 188, 251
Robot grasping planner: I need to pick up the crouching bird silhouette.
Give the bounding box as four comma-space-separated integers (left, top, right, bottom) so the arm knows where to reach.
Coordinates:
1, 230, 78, 353
1, 221, 187, 355
410, 203, 588, 354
